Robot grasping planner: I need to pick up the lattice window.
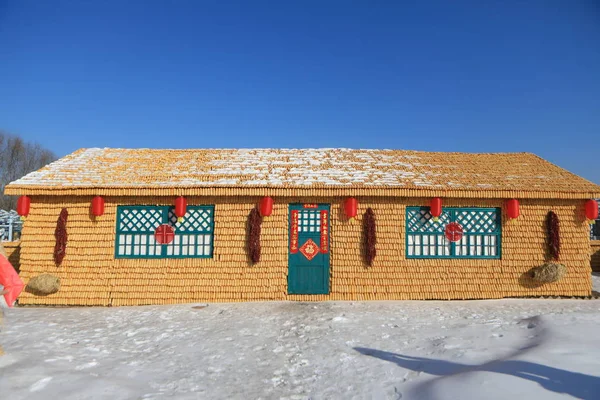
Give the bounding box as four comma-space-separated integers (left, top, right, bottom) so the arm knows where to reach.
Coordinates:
406, 207, 501, 259
298, 210, 321, 233
115, 205, 214, 258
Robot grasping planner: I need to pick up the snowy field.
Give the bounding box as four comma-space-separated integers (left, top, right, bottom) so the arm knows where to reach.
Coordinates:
0, 278, 599, 399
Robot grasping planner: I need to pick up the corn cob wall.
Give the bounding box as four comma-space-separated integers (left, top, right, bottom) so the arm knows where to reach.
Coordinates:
2, 242, 20, 272
591, 241, 600, 272
15, 196, 592, 306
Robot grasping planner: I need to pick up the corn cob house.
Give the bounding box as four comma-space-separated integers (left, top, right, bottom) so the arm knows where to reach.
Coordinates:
5, 148, 600, 306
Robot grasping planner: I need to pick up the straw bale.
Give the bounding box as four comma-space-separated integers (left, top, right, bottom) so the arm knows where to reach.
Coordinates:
529, 263, 567, 284
25, 274, 61, 295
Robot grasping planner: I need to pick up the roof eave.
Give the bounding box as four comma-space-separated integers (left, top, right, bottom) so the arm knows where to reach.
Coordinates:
5, 184, 600, 200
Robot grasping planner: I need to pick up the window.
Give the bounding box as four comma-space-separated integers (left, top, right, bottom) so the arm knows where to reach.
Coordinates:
406, 207, 501, 259
115, 205, 214, 258
298, 209, 321, 233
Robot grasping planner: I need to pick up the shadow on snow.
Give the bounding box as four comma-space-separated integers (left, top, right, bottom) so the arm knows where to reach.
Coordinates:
354, 316, 600, 400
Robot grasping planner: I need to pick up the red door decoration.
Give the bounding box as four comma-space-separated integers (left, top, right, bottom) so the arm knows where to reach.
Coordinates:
299, 238, 320, 261
445, 222, 464, 242
155, 224, 175, 244
320, 210, 329, 253
290, 210, 299, 253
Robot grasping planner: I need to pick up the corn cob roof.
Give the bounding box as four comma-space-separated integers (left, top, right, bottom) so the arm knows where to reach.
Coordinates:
5, 148, 599, 199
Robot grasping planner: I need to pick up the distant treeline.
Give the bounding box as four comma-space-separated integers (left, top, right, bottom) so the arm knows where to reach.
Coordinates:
0, 131, 57, 210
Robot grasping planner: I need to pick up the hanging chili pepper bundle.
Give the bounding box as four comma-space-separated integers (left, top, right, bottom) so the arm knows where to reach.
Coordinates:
363, 207, 377, 266
247, 207, 262, 264
546, 210, 560, 261
54, 208, 68, 265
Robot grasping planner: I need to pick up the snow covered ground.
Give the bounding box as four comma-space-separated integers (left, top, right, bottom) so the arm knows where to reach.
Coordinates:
2, 296, 600, 400
1, 271, 600, 400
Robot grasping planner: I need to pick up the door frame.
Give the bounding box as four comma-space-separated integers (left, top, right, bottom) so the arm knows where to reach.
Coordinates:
287, 203, 331, 295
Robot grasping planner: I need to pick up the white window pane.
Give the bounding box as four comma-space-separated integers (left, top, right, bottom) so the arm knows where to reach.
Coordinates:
189, 236, 195, 245
149, 245, 154, 256
167, 246, 173, 256
197, 245, 205, 256
141, 236, 147, 245
205, 235, 211, 245
125, 246, 132, 255
204, 245, 210, 255
182, 235, 188, 245
140, 245, 147, 255
174, 236, 180, 245
189, 245, 195, 255
174, 245, 180, 256
408, 236, 414, 245
415, 246, 421, 256
423, 236, 429, 245
118, 245, 125, 255
126, 235, 132, 245
198, 235, 204, 245
182, 246, 188, 256
423, 246, 429, 255
133, 246, 140, 255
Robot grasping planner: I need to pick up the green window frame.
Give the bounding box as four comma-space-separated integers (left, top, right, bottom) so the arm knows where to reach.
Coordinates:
406, 207, 501, 259
115, 205, 214, 259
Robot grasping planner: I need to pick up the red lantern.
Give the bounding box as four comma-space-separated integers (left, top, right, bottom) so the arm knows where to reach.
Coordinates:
430, 197, 442, 221
344, 197, 358, 222
259, 196, 274, 217
585, 199, 599, 223
91, 196, 104, 217
16, 196, 30, 219
506, 199, 520, 220
175, 196, 187, 222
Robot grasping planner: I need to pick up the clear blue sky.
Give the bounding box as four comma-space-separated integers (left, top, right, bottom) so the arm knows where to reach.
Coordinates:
1, 0, 599, 183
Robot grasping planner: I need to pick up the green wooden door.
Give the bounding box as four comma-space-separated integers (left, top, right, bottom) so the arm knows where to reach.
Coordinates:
288, 204, 330, 294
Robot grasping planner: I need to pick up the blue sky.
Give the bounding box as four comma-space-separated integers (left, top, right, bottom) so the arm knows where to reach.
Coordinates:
0, 0, 599, 183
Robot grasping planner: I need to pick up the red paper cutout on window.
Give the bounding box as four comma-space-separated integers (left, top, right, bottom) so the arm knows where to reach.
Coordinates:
155, 224, 175, 244
445, 222, 464, 242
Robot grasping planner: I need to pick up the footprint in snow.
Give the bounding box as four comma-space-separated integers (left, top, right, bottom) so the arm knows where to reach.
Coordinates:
30, 377, 52, 392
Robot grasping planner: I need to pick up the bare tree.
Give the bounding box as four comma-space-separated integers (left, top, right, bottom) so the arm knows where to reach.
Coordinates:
0, 131, 57, 210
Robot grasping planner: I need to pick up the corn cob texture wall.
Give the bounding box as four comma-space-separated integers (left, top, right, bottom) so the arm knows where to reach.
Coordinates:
3, 242, 20, 272
16, 196, 592, 306
591, 241, 600, 272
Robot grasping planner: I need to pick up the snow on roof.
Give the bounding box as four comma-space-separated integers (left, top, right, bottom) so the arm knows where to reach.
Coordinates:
5, 148, 600, 197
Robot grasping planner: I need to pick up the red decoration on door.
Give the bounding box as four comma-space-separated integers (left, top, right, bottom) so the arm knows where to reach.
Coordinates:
300, 239, 320, 261
155, 224, 175, 244
320, 210, 329, 253
303, 204, 318, 209
290, 210, 299, 253
445, 222, 463, 242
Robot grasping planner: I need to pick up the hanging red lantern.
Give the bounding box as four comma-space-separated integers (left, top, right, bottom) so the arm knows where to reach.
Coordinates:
16, 196, 31, 220
430, 197, 442, 221
506, 199, 520, 220
175, 196, 187, 222
91, 196, 104, 217
585, 199, 599, 224
344, 197, 358, 222
259, 196, 274, 217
